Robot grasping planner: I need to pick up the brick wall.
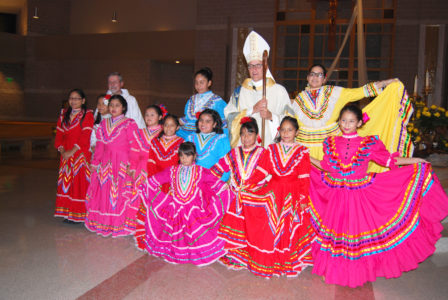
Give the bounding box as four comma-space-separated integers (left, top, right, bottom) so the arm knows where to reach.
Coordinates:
23, 56, 194, 121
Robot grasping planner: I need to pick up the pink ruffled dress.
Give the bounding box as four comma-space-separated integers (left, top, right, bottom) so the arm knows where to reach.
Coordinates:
139, 164, 232, 265
310, 133, 448, 287
85, 115, 140, 237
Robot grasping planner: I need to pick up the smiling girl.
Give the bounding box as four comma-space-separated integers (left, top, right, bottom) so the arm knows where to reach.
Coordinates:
309, 104, 448, 287
133, 114, 184, 250
85, 95, 140, 237
222, 116, 316, 278
187, 109, 231, 181
177, 67, 228, 139
139, 142, 232, 265
55, 89, 94, 223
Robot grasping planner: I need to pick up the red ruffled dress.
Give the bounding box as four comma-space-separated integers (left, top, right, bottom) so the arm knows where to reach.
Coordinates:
211, 145, 265, 246
55, 109, 94, 222
218, 142, 316, 278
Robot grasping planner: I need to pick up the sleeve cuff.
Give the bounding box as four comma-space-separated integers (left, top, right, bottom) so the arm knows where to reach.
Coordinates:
388, 152, 400, 169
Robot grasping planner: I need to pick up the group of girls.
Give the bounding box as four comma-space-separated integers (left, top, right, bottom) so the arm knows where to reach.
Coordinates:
55, 66, 448, 289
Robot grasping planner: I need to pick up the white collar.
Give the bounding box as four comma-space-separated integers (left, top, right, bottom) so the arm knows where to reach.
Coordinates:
106, 89, 130, 97
342, 133, 359, 138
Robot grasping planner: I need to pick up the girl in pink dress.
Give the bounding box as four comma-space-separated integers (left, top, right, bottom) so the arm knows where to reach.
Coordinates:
309, 104, 448, 287
133, 114, 184, 250
130, 104, 166, 232
139, 142, 232, 265
85, 95, 140, 237
132, 105, 164, 164
55, 89, 94, 223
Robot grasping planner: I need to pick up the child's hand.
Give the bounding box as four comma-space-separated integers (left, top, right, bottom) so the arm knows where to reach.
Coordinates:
300, 203, 308, 211
414, 158, 428, 164
128, 169, 136, 179
62, 149, 72, 160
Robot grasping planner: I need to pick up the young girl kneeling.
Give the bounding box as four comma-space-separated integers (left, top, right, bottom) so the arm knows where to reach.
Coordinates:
139, 142, 232, 265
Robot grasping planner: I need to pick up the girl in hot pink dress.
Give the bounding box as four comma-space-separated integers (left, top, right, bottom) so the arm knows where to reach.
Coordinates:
85, 95, 140, 237
133, 114, 184, 250
139, 142, 232, 265
309, 104, 448, 288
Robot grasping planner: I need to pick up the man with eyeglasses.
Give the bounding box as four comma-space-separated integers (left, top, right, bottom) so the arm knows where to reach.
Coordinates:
103, 72, 145, 128
224, 31, 292, 146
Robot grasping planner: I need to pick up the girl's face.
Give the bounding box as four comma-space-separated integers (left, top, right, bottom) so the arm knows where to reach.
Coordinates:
307, 66, 326, 89
69, 91, 85, 110
198, 113, 217, 134
194, 74, 212, 94
163, 117, 179, 137
109, 99, 124, 117
279, 120, 298, 144
97, 97, 109, 115
240, 127, 257, 149
145, 108, 162, 127
179, 153, 195, 166
339, 111, 362, 134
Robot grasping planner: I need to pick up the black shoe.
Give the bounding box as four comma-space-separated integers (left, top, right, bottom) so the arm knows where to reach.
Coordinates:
63, 219, 79, 224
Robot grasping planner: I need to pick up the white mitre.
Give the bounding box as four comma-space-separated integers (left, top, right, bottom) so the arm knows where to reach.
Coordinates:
243, 31, 274, 81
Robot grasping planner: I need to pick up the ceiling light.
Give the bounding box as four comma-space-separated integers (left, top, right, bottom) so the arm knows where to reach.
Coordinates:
33, 7, 39, 19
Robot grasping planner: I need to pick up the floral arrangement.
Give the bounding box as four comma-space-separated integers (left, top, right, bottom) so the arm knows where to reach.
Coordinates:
407, 98, 448, 153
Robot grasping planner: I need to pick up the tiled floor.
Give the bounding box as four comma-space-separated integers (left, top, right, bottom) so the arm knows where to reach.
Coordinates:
1, 158, 447, 300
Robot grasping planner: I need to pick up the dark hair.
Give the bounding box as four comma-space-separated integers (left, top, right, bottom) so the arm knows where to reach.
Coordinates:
308, 63, 327, 77
109, 95, 128, 115
178, 142, 197, 157
194, 67, 213, 82
94, 94, 107, 125
63, 88, 87, 126
145, 105, 163, 124
158, 114, 180, 138
240, 117, 259, 135
338, 104, 364, 125
195, 109, 223, 134
275, 116, 299, 143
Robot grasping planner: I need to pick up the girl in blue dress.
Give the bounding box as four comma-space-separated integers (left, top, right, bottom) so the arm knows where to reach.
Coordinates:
187, 109, 231, 181
178, 67, 228, 139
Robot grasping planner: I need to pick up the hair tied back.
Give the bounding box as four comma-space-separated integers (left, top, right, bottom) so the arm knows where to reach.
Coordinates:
362, 112, 370, 124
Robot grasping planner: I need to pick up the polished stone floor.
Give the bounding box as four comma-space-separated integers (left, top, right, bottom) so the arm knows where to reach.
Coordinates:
1, 157, 448, 300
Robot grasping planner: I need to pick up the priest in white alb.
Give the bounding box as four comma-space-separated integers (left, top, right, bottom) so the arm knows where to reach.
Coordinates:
224, 31, 292, 147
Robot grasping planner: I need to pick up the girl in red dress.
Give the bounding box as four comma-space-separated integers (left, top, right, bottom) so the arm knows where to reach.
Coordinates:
221, 116, 316, 278
133, 114, 184, 250
212, 117, 265, 248
55, 89, 94, 223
